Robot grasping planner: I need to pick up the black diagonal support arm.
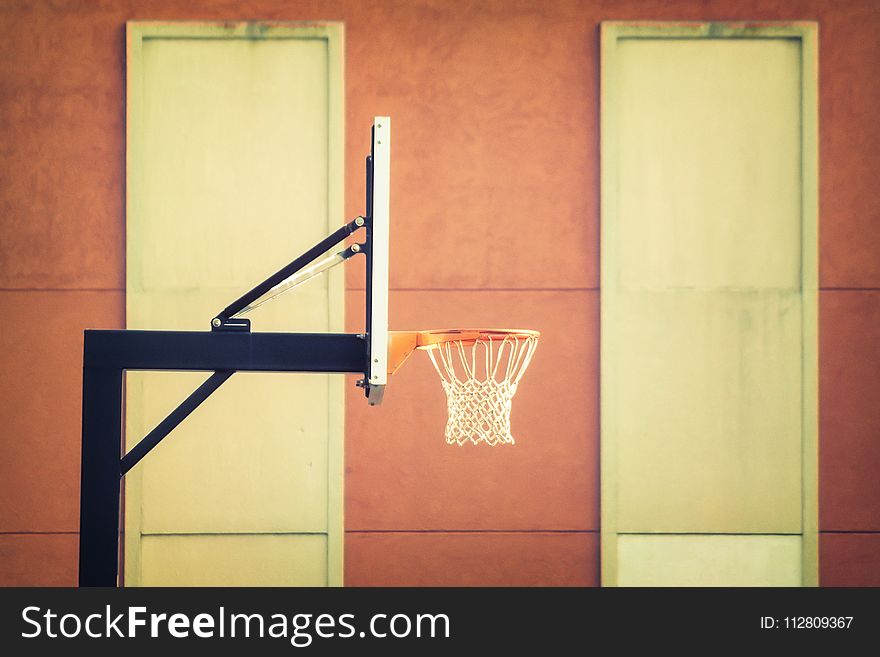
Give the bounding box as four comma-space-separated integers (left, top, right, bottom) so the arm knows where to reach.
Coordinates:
119, 370, 234, 477
212, 216, 366, 326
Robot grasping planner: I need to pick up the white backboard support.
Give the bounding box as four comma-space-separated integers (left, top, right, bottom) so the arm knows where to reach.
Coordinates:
366, 117, 390, 404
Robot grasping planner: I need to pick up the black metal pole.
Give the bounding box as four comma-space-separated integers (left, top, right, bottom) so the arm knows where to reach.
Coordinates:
78, 365, 123, 587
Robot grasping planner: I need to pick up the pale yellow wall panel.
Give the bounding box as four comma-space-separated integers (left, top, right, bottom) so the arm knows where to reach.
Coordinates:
617, 39, 801, 290
617, 534, 801, 587
601, 24, 818, 586
137, 38, 329, 293
616, 289, 803, 533
125, 24, 345, 586
140, 534, 327, 587
128, 371, 330, 534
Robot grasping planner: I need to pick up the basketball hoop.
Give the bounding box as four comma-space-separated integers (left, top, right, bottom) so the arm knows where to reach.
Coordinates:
389, 329, 540, 446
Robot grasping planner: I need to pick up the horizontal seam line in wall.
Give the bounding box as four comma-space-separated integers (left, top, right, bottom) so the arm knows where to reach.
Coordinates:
346, 529, 597, 534
346, 287, 598, 292
0, 531, 78, 535
617, 531, 803, 536
8, 286, 877, 293
13, 529, 875, 536
0, 288, 124, 292
139, 531, 328, 536
346, 287, 880, 292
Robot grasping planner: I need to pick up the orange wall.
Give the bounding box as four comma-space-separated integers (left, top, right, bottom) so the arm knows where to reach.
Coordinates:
1, 0, 878, 586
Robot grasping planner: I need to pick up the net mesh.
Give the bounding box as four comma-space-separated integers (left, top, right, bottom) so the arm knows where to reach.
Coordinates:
425, 333, 539, 446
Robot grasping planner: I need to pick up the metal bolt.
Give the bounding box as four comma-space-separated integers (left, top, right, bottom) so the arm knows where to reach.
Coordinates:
212, 318, 222, 327
355, 216, 365, 227
351, 243, 360, 253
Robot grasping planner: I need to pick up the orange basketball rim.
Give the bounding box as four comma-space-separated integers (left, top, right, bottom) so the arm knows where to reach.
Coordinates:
387, 329, 540, 446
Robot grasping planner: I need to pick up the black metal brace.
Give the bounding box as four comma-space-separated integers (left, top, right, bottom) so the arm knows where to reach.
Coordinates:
79, 331, 367, 587
80, 216, 375, 586
211, 215, 367, 331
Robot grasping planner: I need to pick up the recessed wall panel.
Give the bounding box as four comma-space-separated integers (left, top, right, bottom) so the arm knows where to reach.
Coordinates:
616, 289, 803, 532
618, 535, 802, 587
141, 534, 328, 587
125, 23, 344, 586
601, 23, 818, 586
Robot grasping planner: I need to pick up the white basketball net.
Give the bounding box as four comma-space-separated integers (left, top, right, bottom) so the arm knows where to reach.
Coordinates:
425, 334, 539, 446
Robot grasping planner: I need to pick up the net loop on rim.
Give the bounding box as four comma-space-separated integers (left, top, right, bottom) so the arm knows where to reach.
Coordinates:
422, 330, 539, 446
